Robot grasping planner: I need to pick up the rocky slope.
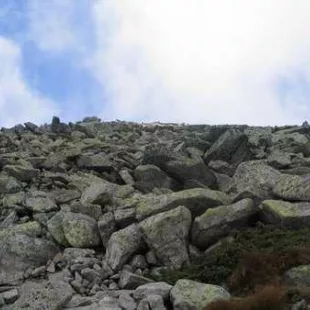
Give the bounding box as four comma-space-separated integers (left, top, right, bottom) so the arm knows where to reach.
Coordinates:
1, 116, 310, 309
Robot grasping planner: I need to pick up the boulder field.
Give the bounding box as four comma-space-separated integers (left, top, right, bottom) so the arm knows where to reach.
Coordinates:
1, 117, 310, 309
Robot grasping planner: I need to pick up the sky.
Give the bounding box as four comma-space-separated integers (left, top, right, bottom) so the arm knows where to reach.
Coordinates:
1, 1, 310, 128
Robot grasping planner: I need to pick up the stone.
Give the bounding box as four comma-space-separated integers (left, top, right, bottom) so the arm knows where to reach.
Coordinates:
133, 282, 172, 302
139, 206, 191, 270
98, 212, 116, 247
105, 224, 145, 271
273, 174, 310, 202
203, 128, 248, 164
170, 279, 230, 310
261, 199, 310, 229
118, 270, 153, 289
136, 188, 230, 221
228, 160, 281, 202
62, 212, 101, 248
191, 198, 257, 249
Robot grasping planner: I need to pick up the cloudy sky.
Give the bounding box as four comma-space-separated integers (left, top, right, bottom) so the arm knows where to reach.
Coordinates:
1, 0, 310, 128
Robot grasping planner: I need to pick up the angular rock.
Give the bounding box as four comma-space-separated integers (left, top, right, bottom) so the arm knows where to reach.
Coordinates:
267, 151, 291, 169
170, 279, 230, 310
81, 180, 134, 205
136, 188, 230, 221
118, 270, 153, 289
47, 211, 70, 247
62, 212, 101, 248
228, 160, 281, 201
260, 200, 310, 229
133, 282, 172, 302
61, 202, 102, 220
24, 191, 58, 213
114, 208, 136, 228
137, 295, 167, 310
0, 175, 22, 194
118, 292, 137, 310
191, 198, 257, 249
203, 128, 248, 164
139, 206, 192, 269
273, 174, 310, 202
284, 265, 310, 286
105, 224, 145, 271
134, 164, 179, 193
164, 158, 216, 189
98, 212, 116, 247
77, 153, 114, 173
3, 164, 39, 182
208, 160, 236, 177
6, 276, 74, 310
0, 231, 59, 285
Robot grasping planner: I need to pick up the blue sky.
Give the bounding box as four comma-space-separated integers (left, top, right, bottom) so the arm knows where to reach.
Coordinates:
1, 1, 310, 128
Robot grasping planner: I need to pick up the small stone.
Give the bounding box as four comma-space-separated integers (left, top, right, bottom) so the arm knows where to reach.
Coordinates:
3, 288, 19, 304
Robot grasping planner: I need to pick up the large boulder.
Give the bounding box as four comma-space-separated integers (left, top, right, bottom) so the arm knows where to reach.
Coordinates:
136, 188, 230, 221
170, 279, 230, 310
133, 164, 179, 193
0, 228, 59, 285
191, 198, 257, 250
62, 212, 101, 248
273, 174, 310, 202
105, 224, 145, 271
260, 200, 310, 229
139, 206, 192, 269
164, 158, 216, 189
203, 128, 248, 165
228, 160, 281, 202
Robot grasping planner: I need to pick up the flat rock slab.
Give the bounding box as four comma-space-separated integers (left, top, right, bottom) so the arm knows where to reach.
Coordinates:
260, 200, 310, 228
273, 174, 310, 202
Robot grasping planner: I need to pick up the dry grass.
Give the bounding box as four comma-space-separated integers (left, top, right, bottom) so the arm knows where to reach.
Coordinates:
228, 246, 310, 294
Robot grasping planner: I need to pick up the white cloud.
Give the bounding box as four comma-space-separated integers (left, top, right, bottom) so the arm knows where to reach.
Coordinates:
0, 37, 59, 127
26, 0, 78, 52
90, 0, 310, 125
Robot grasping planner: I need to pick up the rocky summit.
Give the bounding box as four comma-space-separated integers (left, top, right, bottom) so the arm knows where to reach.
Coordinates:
1, 116, 310, 309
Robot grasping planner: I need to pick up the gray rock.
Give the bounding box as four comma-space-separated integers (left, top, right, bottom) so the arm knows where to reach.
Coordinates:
0, 230, 59, 285
2, 288, 19, 304
118, 292, 137, 310
136, 188, 230, 221
203, 128, 248, 164
261, 199, 310, 229
133, 282, 172, 302
164, 158, 216, 189
273, 174, 310, 201
118, 270, 153, 289
191, 198, 256, 249
284, 265, 310, 286
61, 202, 102, 220
139, 206, 191, 269
98, 212, 116, 247
228, 160, 281, 201
47, 211, 70, 247
105, 224, 145, 271
170, 279, 230, 310
134, 164, 179, 193
114, 207, 136, 228
24, 191, 58, 213
3, 164, 39, 182
0, 175, 22, 194
62, 212, 101, 248
137, 295, 167, 310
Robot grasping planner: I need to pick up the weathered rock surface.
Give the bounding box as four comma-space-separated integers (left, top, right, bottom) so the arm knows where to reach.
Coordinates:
191, 198, 257, 249
139, 206, 192, 269
2, 117, 310, 308
170, 279, 230, 309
